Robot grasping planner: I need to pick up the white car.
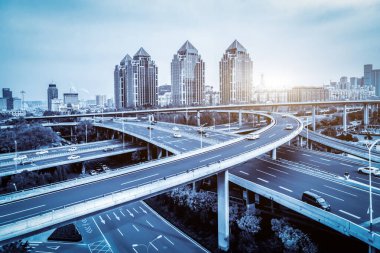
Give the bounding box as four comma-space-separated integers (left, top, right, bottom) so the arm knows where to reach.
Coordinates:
89, 170, 98, 175
13, 155, 27, 161
68, 155, 80, 160
246, 133, 260, 140
357, 167, 380, 176
172, 126, 179, 131
285, 124, 294, 130
173, 132, 182, 138
36, 150, 49, 155
68, 147, 77, 152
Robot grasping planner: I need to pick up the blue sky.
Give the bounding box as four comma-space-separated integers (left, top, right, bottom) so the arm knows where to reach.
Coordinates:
1, 0, 380, 100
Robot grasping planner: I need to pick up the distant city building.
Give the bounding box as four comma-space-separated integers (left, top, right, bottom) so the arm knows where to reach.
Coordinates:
288, 86, 329, 102
0, 98, 7, 111
158, 85, 172, 107
219, 40, 253, 104
51, 98, 63, 112
328, 75, 375, 100
373, 69, 380, 97
2, 88, 13, 110
63, 92, 79, 106
254, 89, 288, 103
12, 98, 22, 110
96, 95, 107, 107
204, 85, 220, 105
364, 64, 373, 87
114, 48, 158, 109
171, 41, 205, 106
47, 83, 58, 111
106, 98, 114, 108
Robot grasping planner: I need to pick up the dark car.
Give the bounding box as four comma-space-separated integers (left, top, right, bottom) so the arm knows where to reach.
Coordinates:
302, 191, 331, 211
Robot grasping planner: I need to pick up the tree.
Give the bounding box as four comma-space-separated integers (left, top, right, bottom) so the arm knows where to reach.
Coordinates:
0, 240, 30, 253
237, 210, 262, 235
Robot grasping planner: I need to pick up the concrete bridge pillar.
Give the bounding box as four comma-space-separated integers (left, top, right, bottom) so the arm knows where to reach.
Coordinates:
271, 148, 277, 160
157, 147, 162, 159
238, 110, 243, 128
368, 245, 378, 253
312, 106, 316, 131
343, 104, 347, 132
197, 111, 201, 127
217, 170, 229, 251
364, 104, 369, 127
81, 162, 86, 175
165, 149, 169, 157
147, 143, 152, 161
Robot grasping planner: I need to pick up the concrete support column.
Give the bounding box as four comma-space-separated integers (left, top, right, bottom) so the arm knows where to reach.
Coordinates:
312, 106, 316, 131
271, 148, 277, 160
197, 111, 201, 127
157, 147, 162, 159
368, 245, 378, 253
310, 142, 313, 150
343, 104, 347, 132
217, 170, 229, 251
238, 110, 242, 128
364, 104, 369, 127
147, 143, 152, 161
81, 162, 86, 175
165, 149, 169, 157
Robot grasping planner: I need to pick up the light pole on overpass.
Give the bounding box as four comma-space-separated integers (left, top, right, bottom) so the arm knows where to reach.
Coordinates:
122, 112, 125, 149
14, 140, 18, 174
366, 139, 380, 232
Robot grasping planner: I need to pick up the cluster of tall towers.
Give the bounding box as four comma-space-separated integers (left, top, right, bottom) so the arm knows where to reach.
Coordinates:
114, 40, 253, 109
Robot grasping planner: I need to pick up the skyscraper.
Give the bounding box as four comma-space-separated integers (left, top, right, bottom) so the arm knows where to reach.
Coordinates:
47, 83, 58, 111
219, 40, 253, 104
171, 40, 205, 106
114, 54, 131, 110
2, 88, 13, 110
373, 69, 380, 96
114, 48, 158, 109
364, 64, 373, 86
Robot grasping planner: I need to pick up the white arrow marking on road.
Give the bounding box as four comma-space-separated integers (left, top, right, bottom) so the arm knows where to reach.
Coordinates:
132, 225, 139, 232
133, 208, 139, 214
106, 214, 111, 220
99, 215, 105, 224
127, 209, 134, 217
120, 210, 125, 217
139, 206, 147, 214
149, 242, 158, 251
46, 245, 60, 250
164, 236, 174, 245
113, 212, 120, 221
146, 220, 154, 228
117, 228, 124, 236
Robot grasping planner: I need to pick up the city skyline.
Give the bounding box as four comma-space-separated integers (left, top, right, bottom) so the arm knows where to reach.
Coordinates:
1, 0, 380, 101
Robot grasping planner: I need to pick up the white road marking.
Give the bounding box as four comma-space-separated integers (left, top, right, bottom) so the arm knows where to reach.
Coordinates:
146, 219, 154, 228
286, 149, 295, 153
323, 185, 357, 197
35, 251, 53, 253
310, 159, 330, 166
244, 143, 256, 148
0, 204, 46, 218
355, 177, 380, 186
239, 170, 249, 175
106, 214, 111, 220
133, 207, 139, 214
91, 217, 112, 251
199, 155, 221, 163
279, 186, 293, 192
120, 210, 125, 216
320, 158, 331, 162
164, 235, 174, 245
268, 134, 276, 138
340, 163, 353, 167
121, 173, 159, 185
132, 224, 139, 232
256, 169, 276, 177
268, 166, 289, 174
310, 189, 344, 201
149, 242, 158, 251
117, 228, 124, 236
257, 178, 269, 183
339, 209, 361, 219
302, 154, 311, 157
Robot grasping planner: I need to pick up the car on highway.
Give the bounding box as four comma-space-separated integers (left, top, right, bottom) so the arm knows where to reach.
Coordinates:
35, 150, 49, 155
13, 155, 27, 161
103, 147, 115, 152
20, 159, 33, 165
173, 132, 182, 138
281, 114, 287, 118
67, 155, 80, 160
284, 124, 294, 130
89, 170, 98, 176
357, 167, 380, 176
172, 126, 179, 131
246, 133, 260, 140
102, 164, 110, 172
68, 147, 77, 152
302, 191, 331, 211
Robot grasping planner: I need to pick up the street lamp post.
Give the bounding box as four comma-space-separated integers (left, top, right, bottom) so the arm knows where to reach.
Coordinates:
132, 235, 162, 252
12, 183, 17, 192
122, 112, 125, 149
306, 117, 309, 149
367, 139, 380, 232
85, 124, 88, 143
228, 112, 231, 132
14, 140, 17, 174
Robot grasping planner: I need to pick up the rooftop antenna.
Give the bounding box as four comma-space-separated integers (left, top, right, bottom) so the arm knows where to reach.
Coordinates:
20, 90, 26, 110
